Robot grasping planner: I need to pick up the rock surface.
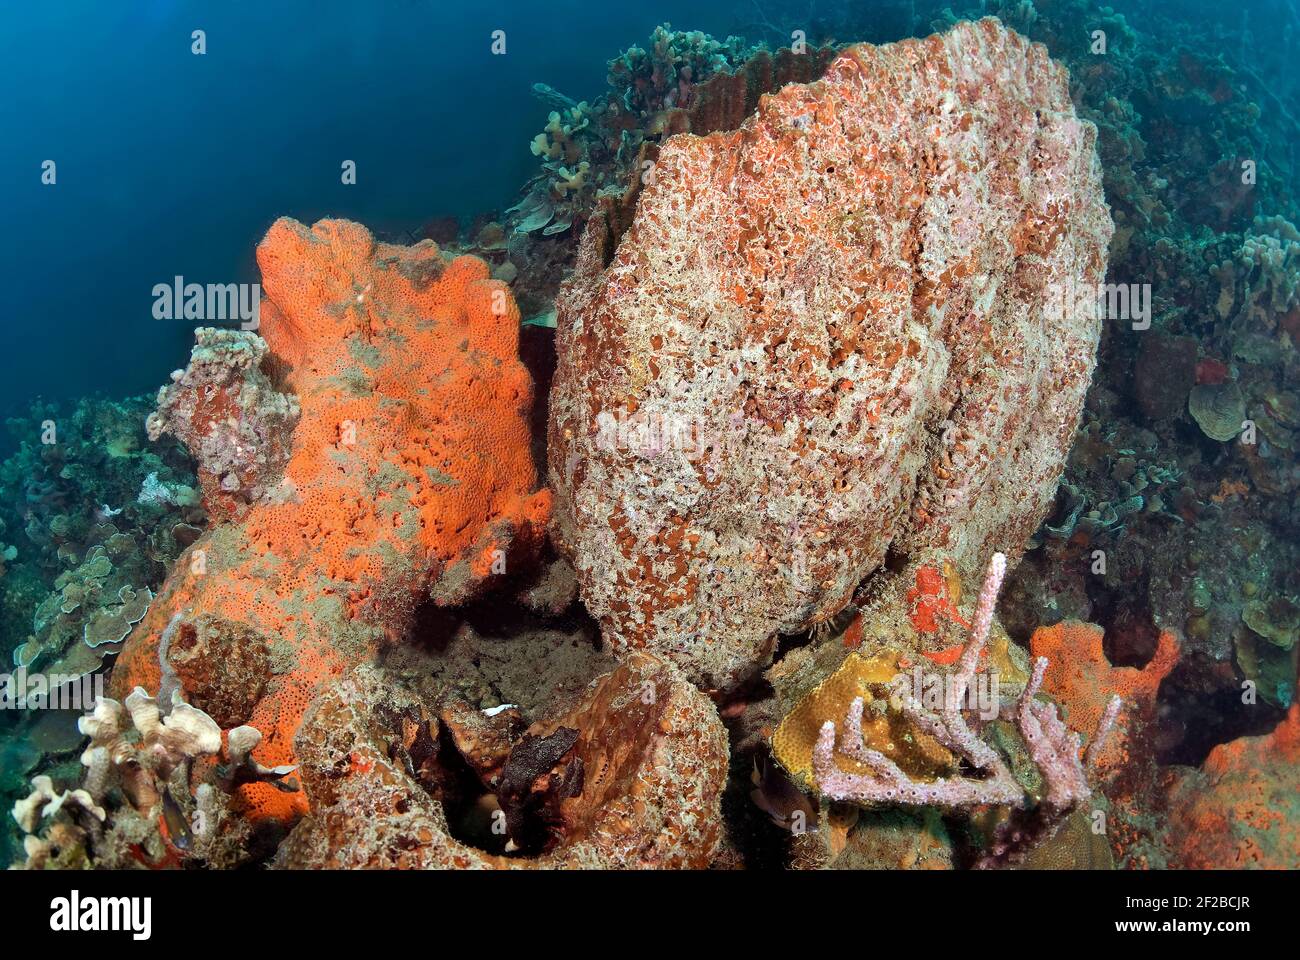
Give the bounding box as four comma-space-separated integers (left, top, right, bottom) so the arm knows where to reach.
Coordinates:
275, 652, 729, 869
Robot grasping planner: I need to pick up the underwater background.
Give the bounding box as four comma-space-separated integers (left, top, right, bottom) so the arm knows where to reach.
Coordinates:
1, 0, 1297, 870
0, 0, 745, 417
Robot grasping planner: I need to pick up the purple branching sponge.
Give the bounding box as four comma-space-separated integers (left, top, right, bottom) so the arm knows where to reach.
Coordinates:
812, 551, 1123, 864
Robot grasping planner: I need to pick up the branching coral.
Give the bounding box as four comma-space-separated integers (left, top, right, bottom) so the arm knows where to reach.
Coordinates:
529, 106, 589, 165
1225, 216, 1300, 330
78, 688, 223, 801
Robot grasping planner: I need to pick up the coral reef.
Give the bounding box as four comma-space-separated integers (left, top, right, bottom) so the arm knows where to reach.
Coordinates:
1026, 619, 1186, 867
815, 559, 1103, 805
912, 0, 1299, 774
513, 26, 759, 245
111, 217, 550, 826
0, 396, 203, 676
549, 19, 1113, 688
3, 2, 1296, 875
0, 394, 204, 864
608, 25, 753, 117
513, 101, 600, 241
15, 553, 153, 680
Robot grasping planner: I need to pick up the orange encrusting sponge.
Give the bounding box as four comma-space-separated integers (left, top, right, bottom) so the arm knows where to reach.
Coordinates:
1028, 620, 1178, 772
1167, 705, 1300, 868
113, 217, 550, 825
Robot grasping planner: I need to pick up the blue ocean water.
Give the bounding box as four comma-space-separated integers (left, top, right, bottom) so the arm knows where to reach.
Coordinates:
0, 0, 739, 421
7, 0, 1294, 424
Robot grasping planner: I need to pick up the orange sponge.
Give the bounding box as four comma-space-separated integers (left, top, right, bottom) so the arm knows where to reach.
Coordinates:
1166, 705, 1300, 868
1028, 620, 1178, 772
113, 218, 549, 825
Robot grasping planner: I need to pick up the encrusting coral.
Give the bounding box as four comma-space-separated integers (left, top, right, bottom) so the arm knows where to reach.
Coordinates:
549, 19, 1114, 689
112, 217, 551, 826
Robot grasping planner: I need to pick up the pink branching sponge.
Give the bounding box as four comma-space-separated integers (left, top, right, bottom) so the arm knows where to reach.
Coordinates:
812, 552, 1122, 865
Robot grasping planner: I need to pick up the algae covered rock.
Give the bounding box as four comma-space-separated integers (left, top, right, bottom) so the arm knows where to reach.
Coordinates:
276, 652, 729, 869
146, 328, 299, 521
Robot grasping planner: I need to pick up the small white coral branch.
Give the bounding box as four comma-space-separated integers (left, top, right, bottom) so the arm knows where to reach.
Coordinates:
217, 725, 299, 791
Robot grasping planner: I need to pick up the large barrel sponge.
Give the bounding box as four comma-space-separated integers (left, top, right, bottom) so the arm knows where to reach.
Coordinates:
549, 19, 1113, 689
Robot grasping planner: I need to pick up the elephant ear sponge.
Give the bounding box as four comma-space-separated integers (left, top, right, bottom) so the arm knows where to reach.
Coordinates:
548, 18, 1113, 689
114, 217, 550, 824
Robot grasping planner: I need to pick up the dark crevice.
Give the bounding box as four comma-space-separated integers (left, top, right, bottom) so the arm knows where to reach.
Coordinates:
1086, 571, 1160, 669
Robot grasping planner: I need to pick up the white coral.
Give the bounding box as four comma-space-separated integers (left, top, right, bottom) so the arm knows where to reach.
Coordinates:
11, 775, 105, 834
